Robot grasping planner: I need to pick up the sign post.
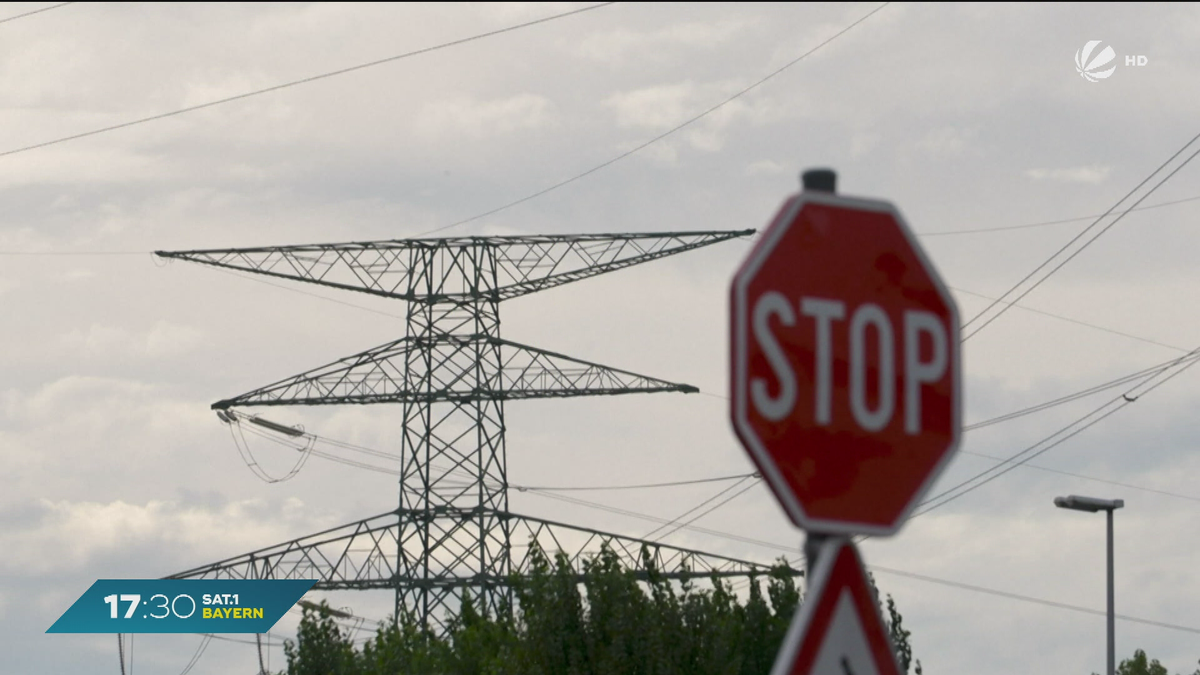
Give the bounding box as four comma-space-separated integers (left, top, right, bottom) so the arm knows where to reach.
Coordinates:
730, 168, 962, 672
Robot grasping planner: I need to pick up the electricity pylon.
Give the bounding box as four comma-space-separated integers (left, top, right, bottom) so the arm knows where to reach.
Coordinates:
157, 231, 790, 632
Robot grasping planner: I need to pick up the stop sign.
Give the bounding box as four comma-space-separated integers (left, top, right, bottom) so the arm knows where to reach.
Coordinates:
730, 190, 961, 535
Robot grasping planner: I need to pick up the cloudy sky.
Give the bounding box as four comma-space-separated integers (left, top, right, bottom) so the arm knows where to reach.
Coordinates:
4, 2, 1200, 673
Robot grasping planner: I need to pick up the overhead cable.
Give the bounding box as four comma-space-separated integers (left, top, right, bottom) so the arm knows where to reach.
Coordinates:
0, 3, 617, 160
962, 132, 1200, 339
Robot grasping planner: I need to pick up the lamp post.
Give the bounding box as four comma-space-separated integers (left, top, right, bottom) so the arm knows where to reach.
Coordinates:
1054, 495, 1125, 675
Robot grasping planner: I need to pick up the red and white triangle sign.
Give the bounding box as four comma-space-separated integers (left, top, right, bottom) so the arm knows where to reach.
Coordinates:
771, 538, 902, 675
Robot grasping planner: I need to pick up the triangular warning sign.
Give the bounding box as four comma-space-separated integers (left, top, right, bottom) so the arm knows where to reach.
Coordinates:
771, 539, 902, 675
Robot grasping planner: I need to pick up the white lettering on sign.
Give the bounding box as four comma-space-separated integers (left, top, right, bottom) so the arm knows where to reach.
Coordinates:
800, 298, 845, 425
848, 304, 895, 432
751, 291, 796, 421
749, 295, 949, 433
903, 310, 948, 434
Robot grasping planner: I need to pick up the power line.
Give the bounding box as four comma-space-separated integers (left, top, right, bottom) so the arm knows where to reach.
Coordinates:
867, 566, 1200, 636
231, 413, 759, 495
642, 475, 757, 540
0, 1, 72, 25
0, 3, 617, 161
951, 286, 1189, 353
521, 479, 1200, 637
199, 633, 286, 646
515, 472, 757, 492
964, 351, 1200, 431
523, 485, 791, 551
0, 250, 145, 255
962, 132, 1200, 340
415, 2, 891, 237
915, 345, 1200, 516
225, 344, 1200, 529
650, 478, 761, 541
11, 188, 1200, 258
959, 450, 1200, 504
917, 193, 1200, 237
207, 266, 408, 320
229, 356, 1200, 522
177, 635, 212, 675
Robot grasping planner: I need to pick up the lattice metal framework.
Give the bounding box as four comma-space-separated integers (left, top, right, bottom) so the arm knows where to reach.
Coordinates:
158, 231, 770, 628
168, 508, 792, 634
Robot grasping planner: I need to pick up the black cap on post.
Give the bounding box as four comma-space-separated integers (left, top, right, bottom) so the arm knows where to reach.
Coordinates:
801, 168, 837, 194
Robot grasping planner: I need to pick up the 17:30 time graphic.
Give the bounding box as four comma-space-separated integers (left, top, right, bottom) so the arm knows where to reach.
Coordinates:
48, 580, 315, 634
103, 593, 201, 620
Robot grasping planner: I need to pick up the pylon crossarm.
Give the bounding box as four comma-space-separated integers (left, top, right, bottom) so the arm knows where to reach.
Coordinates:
155, 231, 753, 303
494, 338, 698, 397
165, 508, 797, 589
506, 512, 789, 577
489, 231, 754, 300
212, 336, 698, 409
165, 510, 401, 588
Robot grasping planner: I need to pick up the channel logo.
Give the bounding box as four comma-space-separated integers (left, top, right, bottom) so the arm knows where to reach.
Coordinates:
1075, 40, 1116, 82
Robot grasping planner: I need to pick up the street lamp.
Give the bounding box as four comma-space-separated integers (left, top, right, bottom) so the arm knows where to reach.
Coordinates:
1054, 495, 1125, 675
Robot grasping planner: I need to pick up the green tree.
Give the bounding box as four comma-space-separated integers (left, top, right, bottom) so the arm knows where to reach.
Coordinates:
282, 544, 916, 675
1090, 649, 1200, 675
283, 601, 357, 675
886, 594, 921, 675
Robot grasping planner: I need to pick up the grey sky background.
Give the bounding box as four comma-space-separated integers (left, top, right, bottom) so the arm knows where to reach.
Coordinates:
3, 2, 1200, 673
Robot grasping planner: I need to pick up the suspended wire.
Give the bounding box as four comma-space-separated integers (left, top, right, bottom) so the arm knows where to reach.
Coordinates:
256, 633, 267, 675
962, 132, 1200, 339
650, 479, 761, 542
867, 565, 1200, 636
224, 414, 315, 483
958, 450, 1200, 504
206, 266, 408, 321
11, 189, 1200, 257
0, 1, 72, 25
216, 334, 1200, 524
117, 634, 126, 675
0, 3, 617, 161
415, 2, 891, 237
962, 132, 1200, 330
642, 475, 756, 540
197, 633, 286, 646
515, 472, 757, 492
177, 635, 212, 675
950, 286, 1190, 353
915, 345, 1200, 516
521, 477, 1200, 637
224, 409, 762, 494
223, 355, 1200, 521
526, 487, 791, 551
917, 193, 1200, 236
964, 351, 1200, 431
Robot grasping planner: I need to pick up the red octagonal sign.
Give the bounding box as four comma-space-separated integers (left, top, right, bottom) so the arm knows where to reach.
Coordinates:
731, 191, 961, 535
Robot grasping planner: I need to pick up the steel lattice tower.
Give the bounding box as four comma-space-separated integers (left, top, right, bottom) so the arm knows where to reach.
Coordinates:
158, 231, 791, 631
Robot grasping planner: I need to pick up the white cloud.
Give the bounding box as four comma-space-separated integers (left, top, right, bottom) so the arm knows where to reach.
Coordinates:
605, 82, 699, 130
745, 159, 789, 176
576, 18, 758, 64
1024, 165, 1113, 183
413, 93, 556, 140
917, 126, 980, 158
56, 321, 205, 359
0, 498, 319, 574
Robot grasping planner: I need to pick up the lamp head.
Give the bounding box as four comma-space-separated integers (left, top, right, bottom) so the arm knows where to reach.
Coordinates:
1054, 495, 1125, 512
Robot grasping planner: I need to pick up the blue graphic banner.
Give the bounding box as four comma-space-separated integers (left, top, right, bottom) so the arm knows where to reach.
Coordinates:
47, 579, 317, 633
